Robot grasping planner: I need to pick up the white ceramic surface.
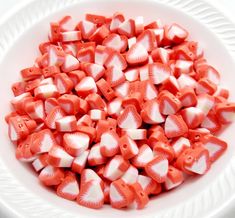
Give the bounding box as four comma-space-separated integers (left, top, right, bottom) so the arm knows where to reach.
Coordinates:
0, 0, 235, 217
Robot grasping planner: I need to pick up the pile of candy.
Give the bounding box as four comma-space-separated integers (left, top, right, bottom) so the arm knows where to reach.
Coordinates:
6, 12, 235, 210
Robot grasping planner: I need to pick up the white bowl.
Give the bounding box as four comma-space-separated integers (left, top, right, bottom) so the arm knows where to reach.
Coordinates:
0, 0, 235, 217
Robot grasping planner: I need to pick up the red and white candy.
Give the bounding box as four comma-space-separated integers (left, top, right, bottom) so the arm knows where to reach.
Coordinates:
6, 12, 235, 210
64, 132, 90, 156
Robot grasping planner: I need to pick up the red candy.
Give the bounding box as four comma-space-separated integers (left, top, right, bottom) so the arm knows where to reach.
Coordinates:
6, 12, 235, 210
57, 172, 79, 201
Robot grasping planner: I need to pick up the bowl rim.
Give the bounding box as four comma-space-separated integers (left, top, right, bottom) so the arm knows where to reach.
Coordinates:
1, 0, 235, 217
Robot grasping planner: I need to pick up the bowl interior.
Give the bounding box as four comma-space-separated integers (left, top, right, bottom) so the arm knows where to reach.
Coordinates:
0, 0, 235, 217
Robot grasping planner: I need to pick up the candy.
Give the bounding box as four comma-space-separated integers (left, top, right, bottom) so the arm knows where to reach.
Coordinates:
121, 165, 138, 185
55, 115, 77, 132
89, 25, 110, 44
164, 166, 184, 190
96, 78, 116, 101
153, 141, 175, 162
30, 129, 56, 154
110, 12, 125, 33
180, 107, 205, 129
130, 182, 149, 209
131, 144, 154, 168
126, 43, 148, 65
57, 173, 79, 201
84, 63, 105, 82
77, 180, 104, 209
117, 105, 142, 129
118, 19, 135, 38
48, 145, 74, 168
75, 76, 97, 97
39, 165, 64, 186
137, 175, 160, 195
80, 169, 103, 187
175, 147, 210, 175
151, 47, 169, 64
215, 102, 235, 124
159, 91, 181, 115
165, 23, 188, 43
171, 137, 191, 157
121, 129, 147, 140
34, 84, 60, 100
103, 33, 128, 53
44, 106, 65, 129
105, 66, 125, 87
54, 73, 74, 94
58, 94, 80, 115
61, 54, 80, 73
201, 135, 227, 162
60, 31, 81, 42
78, 20, 97, 39
145, 155, 169, 183
71, 150, 89, 174
104, 51, 127, 70
164, 114, 188, 138
100, 130, 119, 157
137, 29, 156, 52
8, 116, 30, 142
32, 153, 48, 172
48, 45, 65, 66
103, 155, 129, 181
63, 132, 90, 156
149, 62, 171, 85
6, 12, 234, 211
88, 143, 107, 166
119, 135, 139, 159
94, 45, 110, 65
21, 67, 42, 81
109, 179, 134, 209
77, 45, 94, 63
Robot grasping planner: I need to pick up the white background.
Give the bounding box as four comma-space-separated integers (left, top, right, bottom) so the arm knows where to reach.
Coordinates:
0, 0, 234, 217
